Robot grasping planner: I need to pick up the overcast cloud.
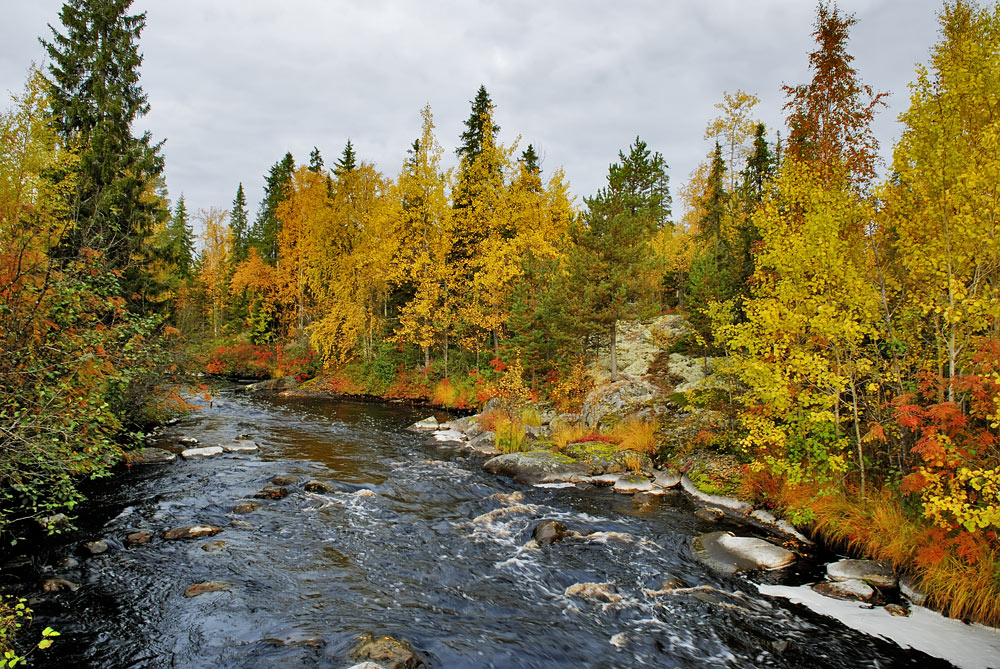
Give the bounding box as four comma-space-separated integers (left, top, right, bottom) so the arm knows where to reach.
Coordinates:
2, 1, 945, 227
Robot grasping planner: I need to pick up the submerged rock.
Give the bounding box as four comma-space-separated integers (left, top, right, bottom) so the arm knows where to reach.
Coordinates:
83, 540, 109, 555
162, 525, 222, 541
201, 540, 227, 552
693, 531, 796, 574
125, 530, 153, 546
351, 634, 423, 669
42, 578, 79, 592
826, 559, 897, 589
180, 446, 224, 460
483, 450, 591, 485
125, 447, 177, 465
254, 485, 290, 500
885, 603, 911, 617
533, 520, 569, 545
564, 582, 623, 604
813, 579, 876, 602
232, 500, 261, 513
184, 581, 232, 597
270, 475, 298, 486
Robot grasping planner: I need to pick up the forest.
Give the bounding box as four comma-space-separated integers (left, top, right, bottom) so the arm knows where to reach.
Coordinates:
1, 0, 998, 656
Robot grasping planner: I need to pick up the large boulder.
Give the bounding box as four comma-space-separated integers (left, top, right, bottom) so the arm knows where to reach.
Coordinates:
581, 378, 660, 427
813, 579, 876, 602
826, 559, 897, 589
590, 315, 693, 384
483, 450, 591, 485
180, 446, 223, 460
533, 520, 569, 545
244, 376, 299, 394
667, 354, 716, 393
562, 441, 632, 475
692, 531, 796, 574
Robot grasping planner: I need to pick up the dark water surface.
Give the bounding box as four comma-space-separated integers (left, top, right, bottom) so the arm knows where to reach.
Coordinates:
21, 390, 954, 668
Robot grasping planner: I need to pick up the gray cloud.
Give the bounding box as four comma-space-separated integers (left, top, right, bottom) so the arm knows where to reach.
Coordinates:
2, 0, 945, 227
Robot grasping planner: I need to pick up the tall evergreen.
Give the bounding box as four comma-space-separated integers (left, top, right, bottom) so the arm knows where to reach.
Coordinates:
334, 140, 357, 175
308, 147, 324, 173
453, 85, 502, 211
165, 195, 194, 278
41, 0, 165, 297
229, 183, 250, 265
250, 152, 295, 264
570, 137, 670, 380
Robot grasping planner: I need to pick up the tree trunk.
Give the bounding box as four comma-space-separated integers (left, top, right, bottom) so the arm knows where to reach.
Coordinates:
443, 330, 449, 378
423, 346, 429, 369
610, 321, 618, 381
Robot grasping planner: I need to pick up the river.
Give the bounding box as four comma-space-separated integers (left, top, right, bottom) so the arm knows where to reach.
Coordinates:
17, 388, 993, 667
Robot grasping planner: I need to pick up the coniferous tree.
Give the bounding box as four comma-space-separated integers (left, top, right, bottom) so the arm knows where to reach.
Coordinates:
570, 137, 670, 380
250, 152, 295, 264
41, 0, 165, 298
308, 146, 324, 173
334, 140, 357, 175
229, 183, 250, 265
165, 195, 194, 278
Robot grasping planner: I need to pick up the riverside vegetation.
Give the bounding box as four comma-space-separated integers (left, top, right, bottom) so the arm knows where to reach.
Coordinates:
1, 0, 999, 660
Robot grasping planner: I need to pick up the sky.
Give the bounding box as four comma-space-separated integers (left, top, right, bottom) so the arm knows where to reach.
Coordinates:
1, 1, 947, 229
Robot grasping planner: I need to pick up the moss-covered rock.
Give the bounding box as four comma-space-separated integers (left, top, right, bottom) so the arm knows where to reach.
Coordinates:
563, 441, 653, 476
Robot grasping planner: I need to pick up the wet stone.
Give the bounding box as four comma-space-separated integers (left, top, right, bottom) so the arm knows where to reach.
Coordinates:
304, 480, 338, 494
126, 447, 177, 465
564, 582, 622, 604
42, 578, 79, 592
533, 520, 569, 545
232, 500, 261, 513
180, 446, 224, 460
885, 603, 911, 617
223, 440, 258, 453
125, 530, 153, 546
813, 579, 876, 602
632, 492, 660, 510
178, 437, 199, 445
184, 581, 232, 597
83, 540, 109, 555
55, 556, 79, 569
254, 485, 290, 500
695, 507, 725, 522
351, 633, 423, 669
162, 525, 222, 541
653, 469, 682, 489
270, 475, 298, 486
614, 475, 653, 494
693, 531, 796, 574
201, 540, 227, 552
899, 572, 927, 606
409, 416, 439, 431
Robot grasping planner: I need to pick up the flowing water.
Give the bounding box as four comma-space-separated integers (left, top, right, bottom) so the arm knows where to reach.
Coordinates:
12, 389, 976, 667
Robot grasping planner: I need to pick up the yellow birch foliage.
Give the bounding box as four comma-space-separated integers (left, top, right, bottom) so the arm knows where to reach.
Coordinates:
715, 159, 882, 484
198, 207, 231, 338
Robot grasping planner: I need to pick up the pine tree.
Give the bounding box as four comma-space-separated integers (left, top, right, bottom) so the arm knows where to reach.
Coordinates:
250, 152, 295, 264
229, 183, 250, 265
570, 137, 670, 380
41, 0, 165, 295
334, 140, 357, 176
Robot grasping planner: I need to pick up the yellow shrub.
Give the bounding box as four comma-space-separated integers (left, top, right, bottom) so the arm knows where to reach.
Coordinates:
613, 418, 657, 455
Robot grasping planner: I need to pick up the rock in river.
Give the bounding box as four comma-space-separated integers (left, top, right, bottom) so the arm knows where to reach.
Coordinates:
125, 447, 177, 465
826, 559, 897, 589
408, 416, 439, 431
180, 446, 224, 460
813, 579, 876, 602
304, 480, 338, 494
184, 581, 232, 597
270, 475, 298, 486
125, 530, 153, 546
42, 578, 80, 593
483, 450, 591, 485
162, 525, 222, 541
351, 633, 423, 669
693, 531, 796, 574
564, 582, 623, 604
533, 520, 569, 545
222, 440, 258, 453
83, 540, 109, 555
254, 485, 290, 500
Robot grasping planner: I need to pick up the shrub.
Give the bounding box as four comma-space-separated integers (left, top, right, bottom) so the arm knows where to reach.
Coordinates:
494, 414, 528, 454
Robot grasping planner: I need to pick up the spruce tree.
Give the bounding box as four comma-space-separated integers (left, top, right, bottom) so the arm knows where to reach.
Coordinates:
41, 0, 165, 296
250, 152, 295, 264
570, 137, 670, 380
229, 183, 250, 265
454, 85, 501, 210
308, 146, 324, 173
334, 140, 357, 175
165, 195, 194, 278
